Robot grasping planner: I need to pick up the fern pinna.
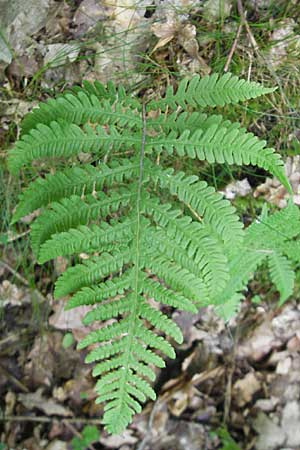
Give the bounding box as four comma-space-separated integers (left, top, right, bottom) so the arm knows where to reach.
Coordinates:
8, 73, 297, 434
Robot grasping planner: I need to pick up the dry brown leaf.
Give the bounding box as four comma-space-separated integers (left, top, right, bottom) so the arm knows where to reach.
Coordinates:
233, 372, 261, 407
237, 317, 281, 362
49, 299, 92, 330
24, 332, 80, 387
151, 20, 177, 51
0, 280, 31, 306
18, 388, 72, 416
99, 429, 138, 448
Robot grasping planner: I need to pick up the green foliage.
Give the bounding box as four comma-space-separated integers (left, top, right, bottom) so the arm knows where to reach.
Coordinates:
8, 73, 298, 434
62, 332, 74, 348
71, 425, 99, 450
215, 427, 241, 450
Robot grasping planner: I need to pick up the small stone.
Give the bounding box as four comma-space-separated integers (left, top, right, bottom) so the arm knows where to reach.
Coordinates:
253, 412, 286, 450
276, 357, 292, 375
287, 335, 300, 351
255, 397, 279, 412
281, 401, 300, 446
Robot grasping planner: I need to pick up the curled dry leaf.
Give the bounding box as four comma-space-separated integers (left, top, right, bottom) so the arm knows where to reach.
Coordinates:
151, 20, 210, 73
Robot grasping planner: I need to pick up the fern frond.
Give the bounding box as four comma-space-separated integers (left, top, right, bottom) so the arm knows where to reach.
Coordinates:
245, 203, 300, 249
142, 251, 209, 305
85, 336, 129, 363
8, 122, 141, 175
12, 159, 140, 223
142, 276, 197, 313
54, 250, 131, 298
65, 270, 133, 310
147, 73, 276, 111
146, 125, 289, 192
9, 73, 293, 435
149, 165, 243, 248
134, 324, 176, 358
20, 80, 140, 134
78, 318, 130, 348
83, 295, 135, 323
139, 300, 183, 343
31, 189, 134, 256
268, 252, 295, 305
144, 225, 228, 297
280, 241, 300, 263
213, 250, 266, 307
38, 217, 136, 263
144, 197, 229, 295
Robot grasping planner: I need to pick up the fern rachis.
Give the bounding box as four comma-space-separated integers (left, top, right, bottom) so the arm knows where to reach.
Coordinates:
8, 73, 297, 434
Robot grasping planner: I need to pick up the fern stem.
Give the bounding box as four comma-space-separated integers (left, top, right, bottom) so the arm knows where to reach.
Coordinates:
113, 103, 148, 425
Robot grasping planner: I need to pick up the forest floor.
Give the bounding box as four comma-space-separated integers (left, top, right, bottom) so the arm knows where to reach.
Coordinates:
1, 1, 300, 449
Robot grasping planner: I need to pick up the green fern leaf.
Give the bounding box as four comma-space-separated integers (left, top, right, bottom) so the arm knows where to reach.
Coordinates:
12, 159, 140, 223
149, 164, 244, 248
31, 189, 134, 256
8, 122, 141, 175
147, 73, 276, 110
268, 252, 295, 305
38, 217, 135, 263
20, 80, 140, 134
146, 124, 289, 192
54, 250, 131, 298
65, 270, 133, 310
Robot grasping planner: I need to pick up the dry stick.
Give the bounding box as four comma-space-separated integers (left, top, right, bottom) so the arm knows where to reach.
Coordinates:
0, 230, 30, 245
0, 416, 103, 425
0, 260, 29, 286
136, 400, 162, 450
223, 326, 240, 424
0, 365, 29, 393
224, 23, 243, 72
236, 0, 258, 52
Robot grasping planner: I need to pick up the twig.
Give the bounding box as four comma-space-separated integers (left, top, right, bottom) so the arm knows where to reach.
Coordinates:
7, 230, 30, 244
236, 0, 259, 52
0, 365, 29, 393
0, 260, 29, 286
0, 415, 103, 425
224, 23, 243, 72
136, 400, 161, 450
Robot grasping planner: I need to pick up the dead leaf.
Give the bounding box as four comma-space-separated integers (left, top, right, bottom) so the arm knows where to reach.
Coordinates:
99, 429, 138, 448
18, 388, 72, 416
221, 178, 252, 200
0, 280, 31, 306
254, 156, 300, 207
151, 20, 177, 51
233, 372, 261, 407
24, 332, 80, 387
46, 441, 68, 450
49, 299, 92, 330
237, 317, 281, 362
73, 0, 107, 37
